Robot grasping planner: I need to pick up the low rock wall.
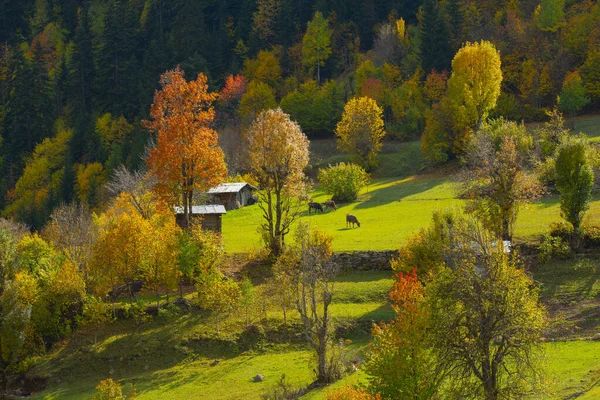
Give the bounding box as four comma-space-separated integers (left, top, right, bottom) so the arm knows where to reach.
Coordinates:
331, 250, 398, 271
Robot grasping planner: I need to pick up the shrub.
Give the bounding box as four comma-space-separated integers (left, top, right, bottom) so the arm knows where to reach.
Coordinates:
318, 163, 369, 203
327, 387, 381, 400
538, 234, 571, 264
583, 224, 600, 247
548, 221, 574, 240
93, 379, 125, 400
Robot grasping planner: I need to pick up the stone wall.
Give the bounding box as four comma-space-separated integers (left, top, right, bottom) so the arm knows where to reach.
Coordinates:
331, 250, 398, 271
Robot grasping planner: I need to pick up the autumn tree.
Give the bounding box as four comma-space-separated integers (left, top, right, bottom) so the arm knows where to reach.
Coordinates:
302, 12, 333, 85
581, 51, 600, 104
43, 203, 96, 286
555, 137, 594, 248
335, 97, 386, 171
247, 109, 310, 256
425, 220, 547, 399
196, 271, 240, 334
292, 224, 340, 384
460, 120, 543, 241
143, 67, 227, 228
558, 71, 589, 117
237, 81, 277, 123
446, 41, 502, 152
365, 269, 443, 400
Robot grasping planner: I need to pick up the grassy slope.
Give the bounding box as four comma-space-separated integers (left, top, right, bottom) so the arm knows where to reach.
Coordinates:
223, 118, 600, 253
33, 117, 600, 399
32, 262, 600, 400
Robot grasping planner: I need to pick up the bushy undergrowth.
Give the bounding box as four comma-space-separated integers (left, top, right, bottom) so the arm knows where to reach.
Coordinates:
318, 163, 369, 203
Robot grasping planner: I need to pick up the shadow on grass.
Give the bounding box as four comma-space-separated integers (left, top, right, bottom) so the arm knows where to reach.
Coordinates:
353, 177, 444, 210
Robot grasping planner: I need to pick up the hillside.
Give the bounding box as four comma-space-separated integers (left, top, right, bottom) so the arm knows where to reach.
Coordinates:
27, 123, 600, 399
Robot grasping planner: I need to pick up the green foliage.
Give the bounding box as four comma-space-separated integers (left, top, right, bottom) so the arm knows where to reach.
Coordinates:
536, 0, 565, 32
538, 234, 571, 264
93, 378, 125, 400
555, 137, 594, 244
238, 81, 277, 122
581, 51, 600, 103
4, 129, 72, 229
80, 296, 113, 345
280, 80, 344, 134
196, 271, 241, 333
302, 12, 332, 84
317, 163, 369, 203
558, 71, 589, 116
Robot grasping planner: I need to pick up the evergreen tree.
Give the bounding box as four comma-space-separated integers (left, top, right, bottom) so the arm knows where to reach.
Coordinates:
94, 0, 141, 118
420, 0, 452, 73
445, 0, 464, 51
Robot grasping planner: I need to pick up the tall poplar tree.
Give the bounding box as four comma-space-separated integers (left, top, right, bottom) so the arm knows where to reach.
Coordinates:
302, 11, 332, 85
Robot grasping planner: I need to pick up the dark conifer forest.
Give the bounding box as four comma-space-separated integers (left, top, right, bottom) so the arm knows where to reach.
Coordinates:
0, 0, 599, 228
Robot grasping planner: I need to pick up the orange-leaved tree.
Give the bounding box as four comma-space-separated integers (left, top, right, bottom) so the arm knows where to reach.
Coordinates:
365, 268, 442, 399
143, 67, 227, 227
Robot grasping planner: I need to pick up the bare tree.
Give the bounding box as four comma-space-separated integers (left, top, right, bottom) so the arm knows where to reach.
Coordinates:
292, 223, 341, 384
43, 203, 96, 286
106, 165, 157, 219
460, 120, 543, 241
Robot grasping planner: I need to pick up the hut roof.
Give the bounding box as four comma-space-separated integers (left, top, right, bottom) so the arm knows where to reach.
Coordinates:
173, 205, 227, 215
208, 182, 257, 194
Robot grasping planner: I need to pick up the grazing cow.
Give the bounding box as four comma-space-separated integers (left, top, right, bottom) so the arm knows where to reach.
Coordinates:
308, 202, 324, 214
346, 214, 360, 228
323, 200, 337, 211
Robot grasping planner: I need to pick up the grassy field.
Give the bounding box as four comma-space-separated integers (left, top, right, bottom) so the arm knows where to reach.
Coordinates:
222, 174, 600, 253
31, 267, 600, 400
31, 116, 600, 399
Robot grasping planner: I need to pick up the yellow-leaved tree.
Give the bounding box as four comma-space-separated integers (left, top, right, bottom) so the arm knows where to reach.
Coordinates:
142, 67, 227, 228
446, 40, 502, 152
247, 108, 310, 256
335, 97, 386, 171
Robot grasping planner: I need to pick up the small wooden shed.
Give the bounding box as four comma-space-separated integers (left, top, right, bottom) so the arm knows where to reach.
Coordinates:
208, 182, 257, 210
174, 205, 227, 232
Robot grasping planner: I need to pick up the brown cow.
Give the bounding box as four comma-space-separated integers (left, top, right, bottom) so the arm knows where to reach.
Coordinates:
346, 214, 360, 228
323, 200, 337, 211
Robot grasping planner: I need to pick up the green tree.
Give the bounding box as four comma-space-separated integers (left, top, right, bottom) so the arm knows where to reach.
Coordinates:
335, 97, 386, 172
581, 51, 600, 104
420, 0, 452, 73
280, 80, 344, 134
536, 0, 565, 32
4, 129, 72, 229
426, 220, 547, 399
81, 296, 112, 346
366, 269, 442, 400
557, 71, 589, 117
238, 81, 277, 123
302, 11, 332, 85
196, 271, 240, 334
555, 137, 594, 248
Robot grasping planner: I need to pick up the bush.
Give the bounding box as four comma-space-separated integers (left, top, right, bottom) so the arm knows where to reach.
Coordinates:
237, 324, 266, 351
93, 379, 125, 400
548, 221, 574, 240
318, 163, 369, 203
583, 224, 600, 247
538, 234, 571, 264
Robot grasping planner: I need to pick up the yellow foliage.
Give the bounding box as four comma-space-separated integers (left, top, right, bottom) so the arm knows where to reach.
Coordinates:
335, 97, 386, 171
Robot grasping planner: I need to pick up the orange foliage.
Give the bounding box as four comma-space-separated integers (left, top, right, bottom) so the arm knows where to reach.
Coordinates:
219, 74, 247, 105
143, 67, 227, 219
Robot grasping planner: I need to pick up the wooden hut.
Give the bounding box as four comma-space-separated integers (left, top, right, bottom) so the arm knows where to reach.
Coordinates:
174, 205, 226, 232
208, 182, 257, 210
